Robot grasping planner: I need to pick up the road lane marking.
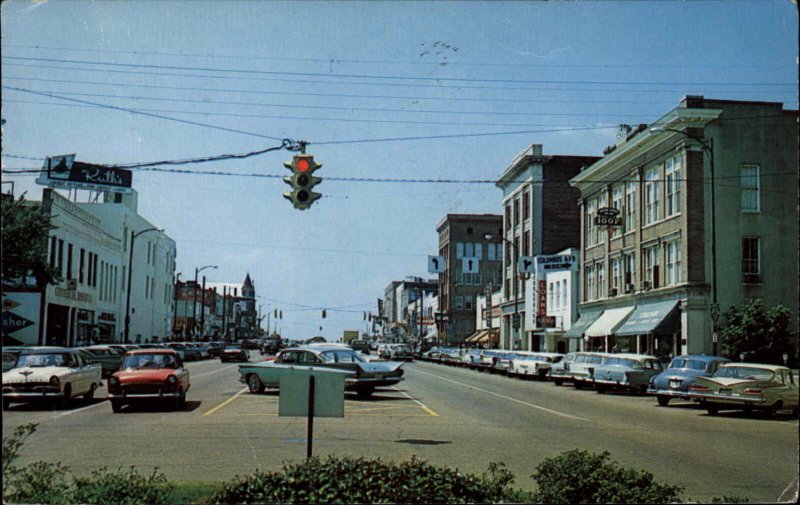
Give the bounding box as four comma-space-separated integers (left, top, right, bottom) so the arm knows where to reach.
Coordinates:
203, 386, 249, 416
390, 386, 439, 416
777, 475, 798, 502
52, 400, 108, 419
192, 364, 237, 379
410, 367, 588, 422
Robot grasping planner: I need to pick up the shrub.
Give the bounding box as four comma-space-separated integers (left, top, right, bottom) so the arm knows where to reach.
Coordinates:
207, 455, 531, 504
530, 449, 684, 504
72, 466, 172, 505
4, 460, 73, 505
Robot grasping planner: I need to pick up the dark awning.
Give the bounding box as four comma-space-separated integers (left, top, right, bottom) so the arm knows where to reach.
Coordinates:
564, 310, 603, 339
614, 300, 680, 337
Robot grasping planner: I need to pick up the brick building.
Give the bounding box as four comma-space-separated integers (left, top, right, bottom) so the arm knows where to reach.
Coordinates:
496, 144, 600, 350
569, 96, 798, 358
436, 214, 503, 344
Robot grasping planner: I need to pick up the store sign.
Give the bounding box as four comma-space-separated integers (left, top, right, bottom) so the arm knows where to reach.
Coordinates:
54, 287, 92, 303
536, 316, 556, 328
535, 254, 579, 275
36, 156, 133, 194
594, 207, 623, 226
1, 292, 42, 345
537, 280, 547, 316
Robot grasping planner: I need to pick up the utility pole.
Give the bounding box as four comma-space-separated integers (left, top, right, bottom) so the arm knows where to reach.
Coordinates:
199, 275, 207, 340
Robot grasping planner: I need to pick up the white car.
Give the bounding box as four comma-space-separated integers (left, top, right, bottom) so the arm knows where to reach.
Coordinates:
2, 348, 103, 409
509, 352, 564, 379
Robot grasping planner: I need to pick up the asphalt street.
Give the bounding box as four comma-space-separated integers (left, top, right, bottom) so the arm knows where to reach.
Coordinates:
3, 357, 798, 502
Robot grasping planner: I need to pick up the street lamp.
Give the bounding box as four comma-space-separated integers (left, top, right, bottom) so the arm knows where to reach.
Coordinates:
650, 126, 717, 354
123, 227, 163, 343
192, 265, 217, 340
485, 233, 519, 350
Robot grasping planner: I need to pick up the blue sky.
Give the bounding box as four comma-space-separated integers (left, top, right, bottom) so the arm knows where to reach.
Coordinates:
2, 0, 797, 341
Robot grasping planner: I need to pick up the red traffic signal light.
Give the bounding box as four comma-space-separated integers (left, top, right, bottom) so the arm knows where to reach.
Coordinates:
283, 154, 323, 210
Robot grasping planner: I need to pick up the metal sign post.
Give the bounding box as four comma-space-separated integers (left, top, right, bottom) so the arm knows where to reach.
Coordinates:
306, 375, 315, 459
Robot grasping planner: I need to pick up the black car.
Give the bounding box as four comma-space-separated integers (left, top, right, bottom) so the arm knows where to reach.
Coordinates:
207, 342, 224, 358
220, 345, 249, 362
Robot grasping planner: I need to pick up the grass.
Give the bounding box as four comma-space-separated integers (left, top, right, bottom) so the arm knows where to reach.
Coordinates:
165, 480, 224, 504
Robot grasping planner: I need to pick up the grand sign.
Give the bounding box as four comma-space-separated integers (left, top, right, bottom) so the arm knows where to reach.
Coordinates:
36, 155, 133, 194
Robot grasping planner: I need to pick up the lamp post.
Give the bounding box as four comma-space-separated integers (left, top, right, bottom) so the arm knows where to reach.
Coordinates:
485, 233, 519, 350
172, 272, 181, 340
192, 265, 217, 340
650, 126, 717, 354
123, 227, 162, 343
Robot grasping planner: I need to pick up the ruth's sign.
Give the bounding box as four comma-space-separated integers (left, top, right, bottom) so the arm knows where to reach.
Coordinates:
37, 156, 133, 194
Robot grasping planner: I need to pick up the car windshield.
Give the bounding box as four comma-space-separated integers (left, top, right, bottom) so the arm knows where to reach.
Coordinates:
224, 346, 241, 351
16, 353, 70, 367
517, 355, 547, 362
605, 357, 641, 368
669, 358, 708, 371
715, 367, 774, 381
320, 350, 365, 363
122, 354, 178, 369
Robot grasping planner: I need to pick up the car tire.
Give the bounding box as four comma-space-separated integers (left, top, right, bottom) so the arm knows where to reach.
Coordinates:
763, 402, 780, 418
57, 385, 72, 409
356, 387, 375, 399
574, 380, 584, 390
596, 385, 606, 394
553, 379, 563, 386
706, 405, 719, 416
111, 400, 124, 413
83, 384, 97, 400
656, 395, 670, 407
2, 398, 10, 410
174, 392, 187, 410
247, 374, 265, 394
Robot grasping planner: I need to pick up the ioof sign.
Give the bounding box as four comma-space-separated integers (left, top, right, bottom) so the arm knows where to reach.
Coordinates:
594, 207, 623, 226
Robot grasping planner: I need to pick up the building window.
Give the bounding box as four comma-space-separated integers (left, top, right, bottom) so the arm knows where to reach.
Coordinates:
612, 184, 624, 238
456, 242, 464, 259
585, 265, 595, 302
586, 199, 597, 247
597, 263, 605, 299
548, 283, 554, 308
643, 245, 660, 289
92, 253, 98, 287
665, 240, 682, 286
523, 190, 530, 221
623, 252, 636, 291
740, 164, 761, 212
487, 243, 499, 261
57, 239, 64, 277
79, 249, 85, 284
66, 243, 73, 280
562, 279, 567, 307
505, 204, 512, 230
465, 295, 473, 310
466, 227, 473, 235
513, 198, 520, 227
522, 231, 530, 256
610, 257, 621, 294
625, 180, 636, 233
644, 166, 660, 225
665, 155, 682, 217
742, 237, 760, 283
455, 295, 464, 310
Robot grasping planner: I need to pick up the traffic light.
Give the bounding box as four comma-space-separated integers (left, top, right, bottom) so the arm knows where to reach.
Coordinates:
322, 309, 327, 318
283, 154, 322, 210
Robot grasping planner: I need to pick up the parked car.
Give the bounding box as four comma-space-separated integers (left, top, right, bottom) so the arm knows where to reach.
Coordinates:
386, 343, 414, 361
491, 351, 519, 374
79, 345, 125, 378
475, 349, 506, 372
687, 363, 800, 417
189, 343, 210, 360
648, 355, 731, 406
207, 342, 225, 358
220, 344, 250, 362
589, 353, 664, 394
349, 340, 371, 354
167, 343, 199, 361
563, 352, 610, 388
107, 349, 190, 412
460, 348, 483, 368
421, 346, 443, 361
239, 345, 404, 398
439, 347, 462, 365
509, 352, 563, 379
2, 348, 103, 409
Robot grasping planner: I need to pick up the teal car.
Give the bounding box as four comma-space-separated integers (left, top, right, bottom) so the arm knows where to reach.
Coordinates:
238, 345, 404, 398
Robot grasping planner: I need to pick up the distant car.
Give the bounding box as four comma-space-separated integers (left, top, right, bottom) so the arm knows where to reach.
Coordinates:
386, 343, 414, 361
239, 345, 404, 399
80, 345, 125, 378
167, 343, 199, 361
648, 355, 731, 406
107, 349, 190, 412
460, 348, 483, 368
562, 352, 610, 389
349, 340, 370, 354
475, 349, 506, 372
207, 342, 225, 358
588, 353, 664, 394
509, 352, 563, 380
688, 363, 800, 417
491, 351, 519, 374
2, 348, 103, 409
221, 344, 249, 362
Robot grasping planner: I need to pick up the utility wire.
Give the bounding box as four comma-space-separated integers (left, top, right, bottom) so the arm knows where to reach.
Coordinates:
7, 56, 794, 87
7, 43, 795, 69
5, 61, 798, 96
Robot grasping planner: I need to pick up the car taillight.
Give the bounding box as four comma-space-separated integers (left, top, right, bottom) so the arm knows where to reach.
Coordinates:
689, 384, 710, 391
742, 388, 762, 395
49, 376, 60, 387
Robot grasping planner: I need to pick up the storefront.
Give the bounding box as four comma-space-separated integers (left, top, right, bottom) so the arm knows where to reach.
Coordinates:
584, 306, 634, 352
614, 300, 681, 358
563, 309, 603, 351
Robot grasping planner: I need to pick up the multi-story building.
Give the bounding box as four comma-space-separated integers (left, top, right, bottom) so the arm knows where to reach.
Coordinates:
495, 145, 600, 350
436, 214, 503, 344
529, 248, 581, 353
383, 277, 437, 339
569, 96, 798, 358
4, 188, 176, 346
206, 275, 258, 340
473, 288, 502, 347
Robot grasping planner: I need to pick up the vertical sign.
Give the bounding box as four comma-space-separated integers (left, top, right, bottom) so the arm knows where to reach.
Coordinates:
537, 280, 547, 316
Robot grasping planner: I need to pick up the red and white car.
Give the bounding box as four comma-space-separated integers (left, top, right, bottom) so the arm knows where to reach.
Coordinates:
107, 349, 190, 413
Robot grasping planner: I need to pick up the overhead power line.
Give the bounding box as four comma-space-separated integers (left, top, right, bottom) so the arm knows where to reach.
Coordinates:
7, 56, 795, 87
5, 61, 798, 97
7, 43, 796, 69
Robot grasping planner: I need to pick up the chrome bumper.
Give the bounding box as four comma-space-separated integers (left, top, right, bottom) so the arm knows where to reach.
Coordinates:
687, 393, 766, 405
